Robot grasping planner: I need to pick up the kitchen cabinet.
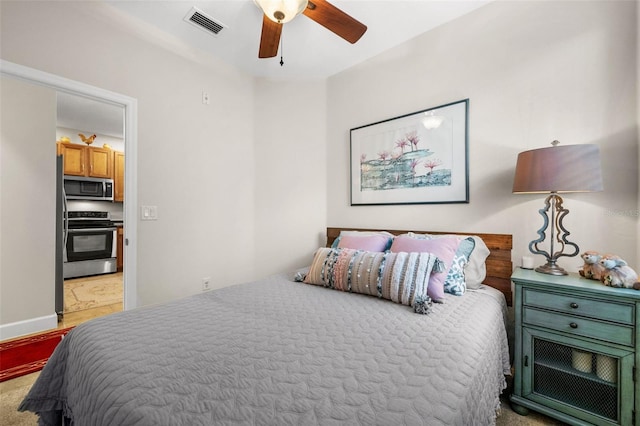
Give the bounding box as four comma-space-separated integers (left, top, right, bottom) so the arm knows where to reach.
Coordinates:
57, 142, 112, 178
113, 151, 125, 202
510, 268, 639, 425
56, 143, 84, 176
87, 146, 112, 178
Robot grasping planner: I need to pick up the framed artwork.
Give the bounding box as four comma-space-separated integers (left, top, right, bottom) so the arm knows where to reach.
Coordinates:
350, 99, 469, 206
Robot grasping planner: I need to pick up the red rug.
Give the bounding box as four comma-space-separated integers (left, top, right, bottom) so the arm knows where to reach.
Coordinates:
0, 327, 73, 382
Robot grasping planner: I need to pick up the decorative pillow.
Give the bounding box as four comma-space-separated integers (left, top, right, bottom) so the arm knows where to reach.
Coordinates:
418, 234, 489, 290
410, 234, 489, 290
302, 247, 443, 314
390, 235, 469, 298
465, 236, 490, 289
331, 231, 394, 252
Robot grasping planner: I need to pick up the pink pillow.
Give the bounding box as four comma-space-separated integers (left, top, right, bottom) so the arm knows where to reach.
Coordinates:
337, 234, 392, 252
390, 236, 462, 301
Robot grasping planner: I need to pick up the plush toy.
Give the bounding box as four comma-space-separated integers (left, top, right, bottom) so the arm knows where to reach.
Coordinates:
578, 251, 606, 281
599, 254, 640, 290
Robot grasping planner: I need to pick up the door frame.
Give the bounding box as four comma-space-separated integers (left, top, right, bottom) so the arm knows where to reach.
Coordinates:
1, 59, 138, 310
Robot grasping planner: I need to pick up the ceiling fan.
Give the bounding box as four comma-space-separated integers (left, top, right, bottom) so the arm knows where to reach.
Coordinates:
254, 0, 367, 59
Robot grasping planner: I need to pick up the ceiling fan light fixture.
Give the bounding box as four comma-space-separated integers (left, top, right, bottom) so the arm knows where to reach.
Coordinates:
254, 0, 309, 24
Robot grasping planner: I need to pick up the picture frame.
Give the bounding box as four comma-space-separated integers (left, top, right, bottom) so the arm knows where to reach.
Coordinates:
350, 99, 469, 206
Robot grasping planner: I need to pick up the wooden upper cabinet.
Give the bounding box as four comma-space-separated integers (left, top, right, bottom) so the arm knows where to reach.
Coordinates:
57, 143, 113, 178
87, 147, 112, 178
57, 143, 86, 176
114, 151, 125, 203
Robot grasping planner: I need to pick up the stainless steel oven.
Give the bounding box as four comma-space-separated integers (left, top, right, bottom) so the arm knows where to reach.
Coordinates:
63, 211, 117, 279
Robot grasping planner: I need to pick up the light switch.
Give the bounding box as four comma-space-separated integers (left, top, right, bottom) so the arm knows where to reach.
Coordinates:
141, 205, 158, 221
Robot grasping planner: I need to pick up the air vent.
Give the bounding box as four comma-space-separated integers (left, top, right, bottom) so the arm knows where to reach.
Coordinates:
184, 7, 227, 36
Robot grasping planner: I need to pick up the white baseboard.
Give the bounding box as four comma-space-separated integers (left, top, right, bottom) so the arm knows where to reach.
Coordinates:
0, 313, 58, 341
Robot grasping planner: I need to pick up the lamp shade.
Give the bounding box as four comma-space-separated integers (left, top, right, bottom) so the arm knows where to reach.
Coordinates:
513, 143, 603, 194
254, 0, 308, 23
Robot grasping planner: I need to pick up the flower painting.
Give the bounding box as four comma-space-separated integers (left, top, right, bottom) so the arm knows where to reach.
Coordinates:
360, 129, 449, 191
350, 99, 469, 205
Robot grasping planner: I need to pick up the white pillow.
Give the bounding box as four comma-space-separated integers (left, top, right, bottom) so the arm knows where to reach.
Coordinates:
465, 236, 490, 289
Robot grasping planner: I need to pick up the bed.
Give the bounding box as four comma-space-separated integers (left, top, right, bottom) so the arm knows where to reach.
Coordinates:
20, 227, 513, 426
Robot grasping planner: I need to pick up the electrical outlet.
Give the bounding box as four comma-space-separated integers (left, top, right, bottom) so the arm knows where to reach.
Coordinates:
202, 277, 211, 291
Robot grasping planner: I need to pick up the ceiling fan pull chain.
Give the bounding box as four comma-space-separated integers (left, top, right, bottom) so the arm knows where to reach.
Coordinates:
280, 32, 284, 66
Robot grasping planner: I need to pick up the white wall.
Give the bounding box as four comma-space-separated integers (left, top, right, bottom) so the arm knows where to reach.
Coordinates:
0, 0, 326, 333
327, 0, 639, 272
0, 77, 58, 336
253, 78, 328, 271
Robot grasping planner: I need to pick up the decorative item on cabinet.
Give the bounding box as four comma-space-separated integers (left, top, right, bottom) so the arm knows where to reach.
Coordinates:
78, 133, 97, 146
599, 254, 640, 289
579, 251, 606, 281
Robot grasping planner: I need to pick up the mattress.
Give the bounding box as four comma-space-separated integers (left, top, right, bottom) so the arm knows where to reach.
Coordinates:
20, 270, 510, 426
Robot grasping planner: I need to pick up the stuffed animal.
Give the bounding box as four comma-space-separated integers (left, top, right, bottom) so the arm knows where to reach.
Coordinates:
578, 251, 605, 281
599, 254, 640, 290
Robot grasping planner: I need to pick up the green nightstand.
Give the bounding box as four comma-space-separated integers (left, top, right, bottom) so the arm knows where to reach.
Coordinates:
510, 268, 639, 426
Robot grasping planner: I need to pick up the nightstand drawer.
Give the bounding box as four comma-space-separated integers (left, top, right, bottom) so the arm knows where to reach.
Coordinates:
523, 288, 634, 325
523, 307, 634, 347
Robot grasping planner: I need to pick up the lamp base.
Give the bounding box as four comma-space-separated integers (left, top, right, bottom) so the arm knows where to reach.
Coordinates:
535, 262, 568, 276
527, 193, 578, 277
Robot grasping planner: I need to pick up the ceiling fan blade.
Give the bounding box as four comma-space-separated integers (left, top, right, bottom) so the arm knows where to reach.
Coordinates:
258, 14, 282, 58
303, 0, 367, 44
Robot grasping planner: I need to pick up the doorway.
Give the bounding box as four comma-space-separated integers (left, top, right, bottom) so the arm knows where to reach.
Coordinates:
56, 92, 126, 323
0, 60, 138, 338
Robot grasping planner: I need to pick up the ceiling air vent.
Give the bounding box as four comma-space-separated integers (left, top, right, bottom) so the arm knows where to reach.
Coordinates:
184, 7, 227, 36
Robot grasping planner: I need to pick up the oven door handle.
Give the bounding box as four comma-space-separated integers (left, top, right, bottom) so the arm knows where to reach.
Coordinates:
67, 227, 117, 233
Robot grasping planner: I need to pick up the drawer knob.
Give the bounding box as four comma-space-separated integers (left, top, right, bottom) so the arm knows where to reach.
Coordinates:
570, 322, 578, 329
570, 302, 579, 309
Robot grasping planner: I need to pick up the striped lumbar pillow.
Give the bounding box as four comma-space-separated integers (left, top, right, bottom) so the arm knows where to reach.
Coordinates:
302, 248, 443, 314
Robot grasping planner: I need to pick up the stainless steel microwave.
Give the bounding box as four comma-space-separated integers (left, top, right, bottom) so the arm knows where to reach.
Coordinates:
64, 176, 114, 201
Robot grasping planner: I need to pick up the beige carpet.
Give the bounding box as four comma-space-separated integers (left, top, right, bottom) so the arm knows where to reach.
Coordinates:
64, 273, 123, 314
2, 372, 565, 425
0, 372, 38, 426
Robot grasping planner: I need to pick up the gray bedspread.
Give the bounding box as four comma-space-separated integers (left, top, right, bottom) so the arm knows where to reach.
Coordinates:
20, 271, 510, 426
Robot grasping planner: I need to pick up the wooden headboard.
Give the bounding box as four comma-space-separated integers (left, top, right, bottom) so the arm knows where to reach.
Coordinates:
326, 227, 514, 305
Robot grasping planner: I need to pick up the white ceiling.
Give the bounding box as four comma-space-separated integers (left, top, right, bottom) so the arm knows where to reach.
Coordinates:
104, 0, 492, 80
57, 0, 492, 137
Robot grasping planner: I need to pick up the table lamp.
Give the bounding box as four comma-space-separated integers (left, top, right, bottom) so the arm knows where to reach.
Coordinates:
513, 141, 603, 275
